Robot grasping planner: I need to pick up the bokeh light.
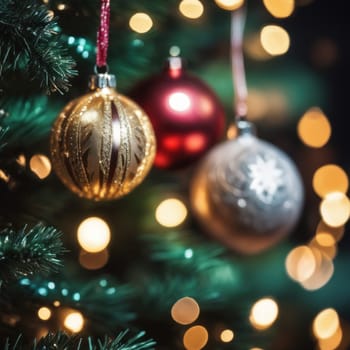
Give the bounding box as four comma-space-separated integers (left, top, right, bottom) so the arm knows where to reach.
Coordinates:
260, 25, 290, 56
155, 198, 188, 227
179, 0, 204, 19
285, 245, 316, 282
77, 217, 111, 253
263, 0, 294, 18
30, 154, 52, 179
64, 311, 84, 333
57, 3, 66, 10
0, 169, 10, 183
214, 0, 244, 11
171, 297, 200, 325
320, 192, 350, 227
16, 154, 26, 167
249, 298, 279, 330
37, 307, 51, 321
129, 13, 153, 34
313, 308, 340, 340
316, 220, 344, 243
312, 165, 349, 198
315, 233, 336, 248
297, 108, 331, 148
79, 249, 109, 270
227, 123, 238, 139
244, 34, 272, 61
318, 326, 343, 350
47, 10, 54, 20
170, 45, 181, 57
220, 329, 234, 342
183, 325, 208, 350
301, 253, 334, 291
310, 237, 337, 260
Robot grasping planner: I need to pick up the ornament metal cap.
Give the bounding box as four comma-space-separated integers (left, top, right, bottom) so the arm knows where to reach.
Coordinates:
89, 73, 117, 90
237, 119, 256, 136
165, 56, 186, 78
166, 56, 183, 70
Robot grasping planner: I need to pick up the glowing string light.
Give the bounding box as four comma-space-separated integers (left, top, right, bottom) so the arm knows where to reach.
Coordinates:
129, 13, 153, 34
313, 308, 340, 340
320, 192, 350, 227
260, 25, 290, 56
285, 245, 317, 282
179, 0, 204, 19
297, 107, 331, 148
220, 329, 234, 342
64, 311, 84, 333
30, 154, 52, 179
312, 165, 349, 198
155, 198, 188, 227
183, 325, 208, 350
214, 0, 245, 11
263, 0, 295, 18
300, 253, 334, 291
171, 297, 200, 325
38, 307, 51, 321
249, 298, 279, 330
77, 217, 111, 253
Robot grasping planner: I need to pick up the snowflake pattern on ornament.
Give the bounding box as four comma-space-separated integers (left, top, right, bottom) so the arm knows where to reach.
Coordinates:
248, 155, 284, 205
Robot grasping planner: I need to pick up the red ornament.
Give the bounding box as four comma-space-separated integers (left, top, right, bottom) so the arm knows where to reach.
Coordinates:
130, 57, 226, 169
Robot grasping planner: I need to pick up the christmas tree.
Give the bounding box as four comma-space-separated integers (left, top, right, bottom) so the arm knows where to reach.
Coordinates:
0, 0, 349, 349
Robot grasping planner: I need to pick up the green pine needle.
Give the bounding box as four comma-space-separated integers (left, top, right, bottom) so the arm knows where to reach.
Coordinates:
17, 275, 136, 328
0, 0, 76, 93
0, 123, 9, 152
4, 330, 155, 350
92, 330, 156, 350
33, 332, 80, 349
0, 95, 59, 147
0, 224, 65, 282
130, 231, 245, 314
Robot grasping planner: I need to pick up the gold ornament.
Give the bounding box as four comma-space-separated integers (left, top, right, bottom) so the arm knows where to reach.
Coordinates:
50, 73, 156, 200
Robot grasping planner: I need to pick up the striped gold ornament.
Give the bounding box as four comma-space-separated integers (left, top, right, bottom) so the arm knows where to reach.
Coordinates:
50, 75, 156, 201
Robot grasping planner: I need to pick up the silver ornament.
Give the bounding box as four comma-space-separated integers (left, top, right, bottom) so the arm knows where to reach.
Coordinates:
190, 122, 304, 254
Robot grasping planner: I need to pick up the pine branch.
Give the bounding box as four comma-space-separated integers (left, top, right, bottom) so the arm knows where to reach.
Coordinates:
144, 231, 226, 269
92, 330, 156, 350
128, 231, 248, 316
17, 275, 136, 329
0, 95, 59, 147
0, 224, 65, 282
4, 330, 155, 350
0, 0, 76, 93
0, 119, 9, 151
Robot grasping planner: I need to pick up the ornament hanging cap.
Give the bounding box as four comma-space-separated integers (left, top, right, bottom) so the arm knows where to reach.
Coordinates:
165, 55, 185, 78
89, 69, 116, 90
237, 120, 256, 135
167, 56, 183, 70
